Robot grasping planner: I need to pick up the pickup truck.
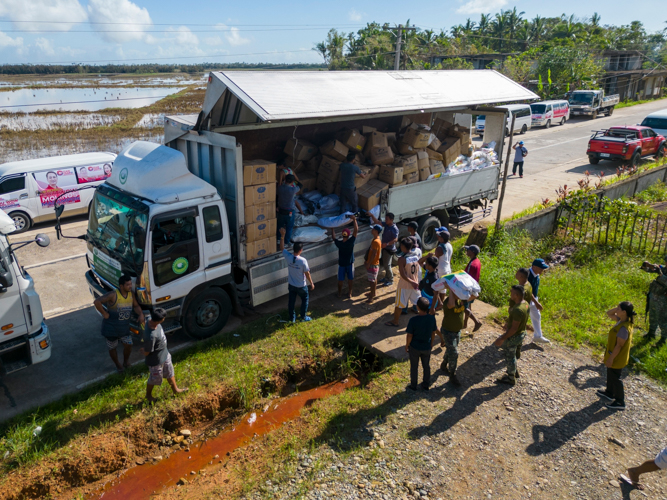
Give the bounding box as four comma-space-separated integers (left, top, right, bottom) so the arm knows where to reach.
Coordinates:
568, 90, 620, 119
587, 126, 666, 166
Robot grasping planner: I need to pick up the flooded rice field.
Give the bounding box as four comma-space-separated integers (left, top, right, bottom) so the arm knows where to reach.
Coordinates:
0, 113, 123, 131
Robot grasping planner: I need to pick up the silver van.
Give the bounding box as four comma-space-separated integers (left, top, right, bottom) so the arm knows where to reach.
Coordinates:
0, 152, 116, 233
475, 104, 532, 136
641, 109, 667, 138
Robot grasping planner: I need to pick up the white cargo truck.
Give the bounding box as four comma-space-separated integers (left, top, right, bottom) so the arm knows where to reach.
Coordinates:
0, 210, 52, 375
72, 70, 536, 340
568, 89, 620, 119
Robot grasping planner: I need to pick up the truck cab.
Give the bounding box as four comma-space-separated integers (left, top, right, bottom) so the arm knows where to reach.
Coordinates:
0, 210, 51, 375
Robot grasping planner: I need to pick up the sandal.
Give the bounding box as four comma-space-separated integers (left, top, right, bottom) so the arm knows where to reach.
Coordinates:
620, 474, 644, 490
385, 321, 399, 327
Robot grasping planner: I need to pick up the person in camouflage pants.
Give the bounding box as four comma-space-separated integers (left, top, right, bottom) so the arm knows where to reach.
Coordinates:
493, 285, 530, 385
641, 257, 667, 346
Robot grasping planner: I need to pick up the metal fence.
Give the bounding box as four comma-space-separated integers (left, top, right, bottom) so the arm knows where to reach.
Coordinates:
558, 193, 667, 255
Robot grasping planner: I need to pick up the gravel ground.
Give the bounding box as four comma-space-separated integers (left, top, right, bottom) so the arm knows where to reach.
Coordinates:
240, 324, 667, 500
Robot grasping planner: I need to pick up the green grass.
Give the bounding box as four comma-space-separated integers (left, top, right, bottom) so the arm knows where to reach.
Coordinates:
634, 179, 667, 204
507, 201, 555, 221
0, 311, 360, 473
616, 95, 667, 109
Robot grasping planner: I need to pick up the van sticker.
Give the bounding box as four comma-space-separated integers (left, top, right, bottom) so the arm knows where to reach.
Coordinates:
76, 163, 113, 184
172, 257, 189, 275
33, 169, 81, 208
0, 197, 20, 209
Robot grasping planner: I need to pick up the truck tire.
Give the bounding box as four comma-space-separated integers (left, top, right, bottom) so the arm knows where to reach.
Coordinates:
545, 120, 551, 129
588, 156, 600, 165
7, 211, 32, 234
656, 145, 665, 161
591, 111, 598, 120
630, 152, 640, 168
607, 107, 614, 116
417, 215, 442, 252
183, 287, 232, 340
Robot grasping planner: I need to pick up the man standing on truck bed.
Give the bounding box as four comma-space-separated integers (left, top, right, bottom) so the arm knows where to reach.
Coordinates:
276, 174, 304, 246
339, 152, 367, 214
368, 211, 399, 287
332, 215, 358, 298
280, 227, 314, 322
94, 274, 145, 373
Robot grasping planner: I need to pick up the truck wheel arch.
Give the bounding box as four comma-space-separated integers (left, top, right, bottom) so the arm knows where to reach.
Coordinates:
7, 211, 32, 234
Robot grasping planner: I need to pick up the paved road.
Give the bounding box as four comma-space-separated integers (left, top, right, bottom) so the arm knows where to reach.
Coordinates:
2, 98, 666, 421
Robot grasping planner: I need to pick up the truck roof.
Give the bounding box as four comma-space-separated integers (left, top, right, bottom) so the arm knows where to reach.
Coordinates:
106, 141, 217, 204
608, 125, 650, 131
166, 69, 538, 139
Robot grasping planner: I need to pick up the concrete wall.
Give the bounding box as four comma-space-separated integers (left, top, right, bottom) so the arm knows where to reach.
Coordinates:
505, 164, 667, 239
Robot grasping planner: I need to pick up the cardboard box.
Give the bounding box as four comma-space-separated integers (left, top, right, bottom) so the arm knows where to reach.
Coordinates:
395, 154, 418, 175
448, 125, 471, 148
318, 156, 341, 182
386, 132, 397, 143
245, 202, 276, 224
358, 179, 389, 211
299, 172, 317, 192
353, 166, 376, 189
399, 116, 412, 133
246, 236, 276, 261
363, 131, 389, 156
283, 156, 304, 172
431, 117, 453, 140
403, 171, 419, 184
337, 129, 366, 152
428, 135, 442, 151
402, 123, 431, 148
378, 165, 404, 185
417, 150, 430, 169
362, 125, 377, 135
397, 142, 418, 155
429, 159, 446, 175
244, 182, 276, 207
246, 218, 277, 243
426, 149, 443, 161
243, 160, 276, 186
320, 140, 349, 162
370, 146, 394, 165
419, 166, 432, 181
305, 154, 321, 172
316, 174, 337, 194
392, 180, 407, 187
284, 138, 318, 161
438, 137, 461, 165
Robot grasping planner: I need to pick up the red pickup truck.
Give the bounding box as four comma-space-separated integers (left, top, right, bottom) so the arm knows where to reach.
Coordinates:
587, 126, 666, 166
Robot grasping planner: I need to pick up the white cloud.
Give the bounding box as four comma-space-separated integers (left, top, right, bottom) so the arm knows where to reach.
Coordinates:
0, 0, 87, 31
0, 31, 23, 49
165, 26, 199, 46
87, 0, 152, 43
456, 0, 508, 14
204, 36, 225, 47
348, 9, 363, 22
35, 37, 54, 55
225, 27, 250, 46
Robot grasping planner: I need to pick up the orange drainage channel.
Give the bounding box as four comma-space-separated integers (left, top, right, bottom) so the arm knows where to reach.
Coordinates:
92, 378, 359, 500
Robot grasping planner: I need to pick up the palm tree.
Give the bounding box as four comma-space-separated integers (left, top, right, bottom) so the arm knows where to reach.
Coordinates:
529, 15, 547, 45
506, 7, 526, 51
491, 10, 509, 51
590, 13, 601, 28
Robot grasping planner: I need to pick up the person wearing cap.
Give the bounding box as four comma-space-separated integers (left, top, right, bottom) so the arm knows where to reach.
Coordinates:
407, 221, 422, 251
463, 245, 483, 332
332, 215, 358, 298
640, 256, 667, 347
511, 141, 528, 178
433, 228, 453, 277
365, 224, 383, 303
368, 211, 399, 286
276, 174, 304, 246
339, 152, 367, 214
528, 258, 550, 344
597, 301, 636, 410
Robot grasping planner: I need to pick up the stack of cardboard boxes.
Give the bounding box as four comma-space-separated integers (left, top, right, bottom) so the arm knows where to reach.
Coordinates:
242, 160, 278, 260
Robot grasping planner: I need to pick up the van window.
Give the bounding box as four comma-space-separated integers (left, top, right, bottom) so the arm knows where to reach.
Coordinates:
151, 215, 200, 286
514, 107, 531, 118
0, 175, 25, 195
530, 104, 546, 114
546, 105, 552, 113
202, 206, 223, 242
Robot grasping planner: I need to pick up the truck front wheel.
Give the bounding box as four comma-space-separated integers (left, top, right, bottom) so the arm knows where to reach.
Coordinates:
591, 111, 598, 120
183, 287, 232, 340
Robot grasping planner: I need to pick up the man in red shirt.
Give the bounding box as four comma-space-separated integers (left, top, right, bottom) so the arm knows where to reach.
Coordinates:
463, 245, 483, 332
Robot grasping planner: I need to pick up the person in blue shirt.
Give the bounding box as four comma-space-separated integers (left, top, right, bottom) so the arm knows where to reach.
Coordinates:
368, 211, 399, 286
511, 140, 528, 178
276, 174, 304, 246
528, 258, 550, 344
332, 215, 358, 298
280, 227, 314, 322
405, 297, 443, 391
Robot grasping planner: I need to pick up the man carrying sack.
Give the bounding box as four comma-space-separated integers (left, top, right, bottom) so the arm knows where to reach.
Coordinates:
641, 256, 667, 348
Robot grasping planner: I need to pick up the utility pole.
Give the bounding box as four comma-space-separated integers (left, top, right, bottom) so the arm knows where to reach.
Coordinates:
384, 24, 417, 70
495, 114, 516, 231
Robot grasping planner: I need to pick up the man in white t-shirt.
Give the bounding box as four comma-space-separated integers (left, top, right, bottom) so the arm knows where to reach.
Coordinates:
280, 227, 314, 322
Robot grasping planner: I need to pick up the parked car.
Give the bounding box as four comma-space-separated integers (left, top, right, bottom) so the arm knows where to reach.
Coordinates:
530, 100, 570, 128
0, 152, 116, 233
640, 109, 667, 137
587, 126, 666, 166
475, 104, 532, 137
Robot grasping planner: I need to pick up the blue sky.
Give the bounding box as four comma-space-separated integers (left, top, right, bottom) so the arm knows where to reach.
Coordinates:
0, 0, 665, 65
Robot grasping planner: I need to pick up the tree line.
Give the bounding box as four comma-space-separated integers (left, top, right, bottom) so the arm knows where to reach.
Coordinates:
315, 10, 667, 98
0, 62, 325, 76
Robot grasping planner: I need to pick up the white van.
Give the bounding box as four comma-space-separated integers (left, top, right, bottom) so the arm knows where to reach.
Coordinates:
0, 152, 116, 233
475, 104, 532, 137
640, 109, 667, 137
530, 100, 571, 128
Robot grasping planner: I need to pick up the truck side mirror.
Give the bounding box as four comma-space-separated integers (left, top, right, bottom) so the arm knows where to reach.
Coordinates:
0, 271, 12, 291
35, 234, 50, 248
54, 204, 65, 219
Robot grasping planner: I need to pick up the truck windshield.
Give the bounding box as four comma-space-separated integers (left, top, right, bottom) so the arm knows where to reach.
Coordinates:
569, 93, 594, 105
88, 191, 148, 270
641, 117, 667, 130
530, 104, 546, 114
